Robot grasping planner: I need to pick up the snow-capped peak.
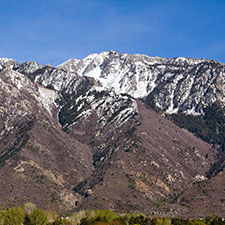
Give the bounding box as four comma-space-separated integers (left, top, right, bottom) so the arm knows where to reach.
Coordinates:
54, 51, 225, 115
0, 57, 17, 64
4, 51, 224, 116
56, 58, 80, 71
0, 58, 18, 68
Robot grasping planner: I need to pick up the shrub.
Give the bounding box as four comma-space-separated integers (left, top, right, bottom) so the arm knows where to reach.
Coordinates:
22, 202, 37, 215
28, 209, 48, 225
93, 210, 117, 223
3, 207, 25, 225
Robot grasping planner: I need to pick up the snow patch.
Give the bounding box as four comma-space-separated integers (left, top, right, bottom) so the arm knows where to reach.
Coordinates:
37, 86, 58, 115
194, 175, 207, 181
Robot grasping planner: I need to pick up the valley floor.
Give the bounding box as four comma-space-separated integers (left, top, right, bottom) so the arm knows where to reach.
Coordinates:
0, 204, 224, 225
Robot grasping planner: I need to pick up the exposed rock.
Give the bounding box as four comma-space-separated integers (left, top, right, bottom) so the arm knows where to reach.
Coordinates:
0, 51, 224, 216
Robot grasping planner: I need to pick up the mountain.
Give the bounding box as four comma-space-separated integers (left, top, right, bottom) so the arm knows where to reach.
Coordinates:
56, 50, 225, 179
0, 51, 224, 216
0, 66, 94, 211
57, 50, 225, 115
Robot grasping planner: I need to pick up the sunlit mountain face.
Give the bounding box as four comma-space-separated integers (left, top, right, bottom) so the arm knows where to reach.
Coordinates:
0, 51, 224, 217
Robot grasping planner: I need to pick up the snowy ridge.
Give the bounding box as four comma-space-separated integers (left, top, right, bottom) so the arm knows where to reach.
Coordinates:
60, 86, 138, 130
56, 51, 225, 115
0, 57, 17, 64
1, 68, 36, 94
18, 61, 45, 75
0, 68, 59, 118
3, 51, 225, 116
18, 64, 92, 96
0, 58, 18, 69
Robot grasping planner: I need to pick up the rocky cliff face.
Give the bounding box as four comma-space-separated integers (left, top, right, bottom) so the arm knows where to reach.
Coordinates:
0, 51, 224, 216
57, 51, 225, 115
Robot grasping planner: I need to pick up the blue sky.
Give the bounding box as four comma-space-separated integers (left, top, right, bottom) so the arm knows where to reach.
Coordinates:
1, 0, 225, 66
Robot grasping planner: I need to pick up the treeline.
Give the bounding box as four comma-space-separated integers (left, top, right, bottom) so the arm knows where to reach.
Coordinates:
168, 102, 225, 177
0, 203, 224, 225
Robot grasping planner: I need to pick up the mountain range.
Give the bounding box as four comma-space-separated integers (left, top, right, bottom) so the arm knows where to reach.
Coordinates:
0, 51, 224, 217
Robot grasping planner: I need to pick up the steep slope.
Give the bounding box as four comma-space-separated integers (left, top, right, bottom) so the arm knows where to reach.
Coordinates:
57, 51, 225, 115
55, 86, 214, 215
0, 67, 94, 211
15, 61, 94, 96
175, 169, 225, 217
56, 51, 225, 199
